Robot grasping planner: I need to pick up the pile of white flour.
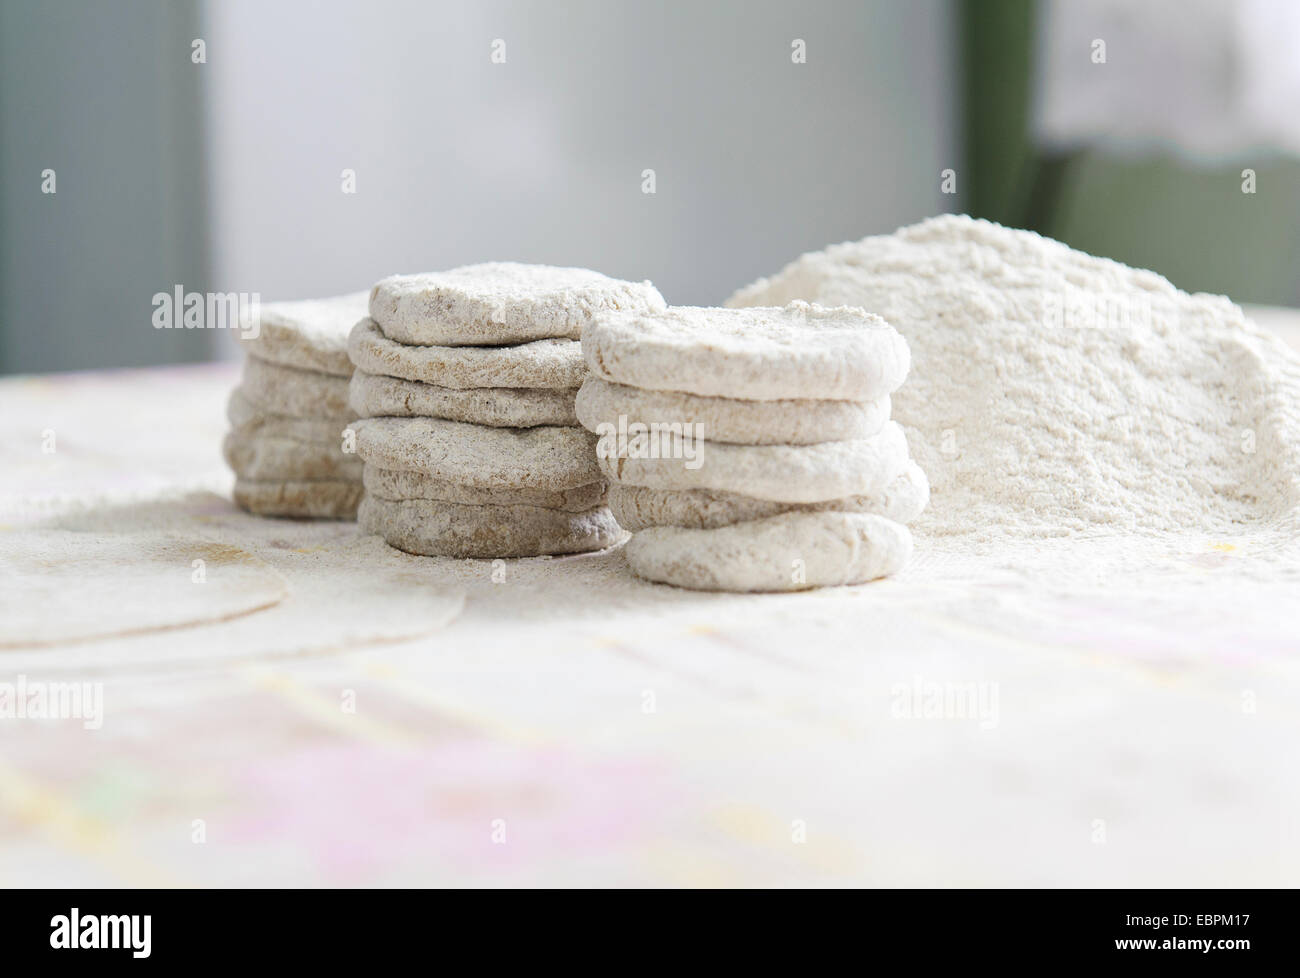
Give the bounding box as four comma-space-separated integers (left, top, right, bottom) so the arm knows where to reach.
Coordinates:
728, 216, 1300, 554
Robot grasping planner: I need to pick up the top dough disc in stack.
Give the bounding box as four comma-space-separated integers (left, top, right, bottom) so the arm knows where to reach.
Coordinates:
583, 300, 910, 401
348, 318, 585, 390
369, 263, 666, 346
239, 291, 369, 376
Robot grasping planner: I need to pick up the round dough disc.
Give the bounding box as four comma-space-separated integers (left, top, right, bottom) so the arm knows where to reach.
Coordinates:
0, 532, 289, 647
349, 416, 600, 490
624, 512, 913, 592
597, 419, 910, 503
232, 479, 363, 520
363, 465, 606, 512
240, 356, 354, 421
349, 370, 578, 428
370, 263, 665, 346
223, 431, 362, 482
239, 292, 368, 376
359, 495, 624, 558
227, 388, 352, 444
583, 301, 909, 401
576, 376, 889, 445
349, 318, 584, 390
609, 461, 929, 530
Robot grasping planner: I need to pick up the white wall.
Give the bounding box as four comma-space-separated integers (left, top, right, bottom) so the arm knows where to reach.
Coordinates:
203, 0, 958, 353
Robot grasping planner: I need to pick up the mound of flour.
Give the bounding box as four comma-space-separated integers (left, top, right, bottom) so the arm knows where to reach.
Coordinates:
728, 215, 1300, 549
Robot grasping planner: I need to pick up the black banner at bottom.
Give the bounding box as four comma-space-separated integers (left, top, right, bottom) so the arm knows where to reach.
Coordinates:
0, 887, 1282, 966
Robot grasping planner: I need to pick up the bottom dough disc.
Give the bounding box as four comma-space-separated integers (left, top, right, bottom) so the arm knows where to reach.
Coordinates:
232, 479, 363, 520
609, 461, 928, 531
358, 494, 625, 559
624, 511, 912, 592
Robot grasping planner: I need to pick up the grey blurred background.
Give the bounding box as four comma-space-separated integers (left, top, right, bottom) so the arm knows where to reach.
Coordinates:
0, 0, 1297, 374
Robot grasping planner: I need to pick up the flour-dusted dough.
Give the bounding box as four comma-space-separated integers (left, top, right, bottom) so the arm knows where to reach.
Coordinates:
240, 292, 369, 376
598, 420, 909, 503
222, 431, 362, 482
348, 318, 585, 390
0, 531, 288, 646
370, 263, 666, 346
349, 416, 601, 490
227, 388, 353, 445
624, 511, 913, 591
232, 479, 363, 519
584, 302, 910, 401
609, 461, 929, 530
363, 465, 606, 512
349, 369, 579, 427
359, 495, 624, 558
576, 376, 890, 446
240, 355, 354, 421
1, 498, 465, 668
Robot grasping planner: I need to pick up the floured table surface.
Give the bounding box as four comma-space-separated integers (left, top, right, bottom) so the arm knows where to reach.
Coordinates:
1, 315, 1298, 887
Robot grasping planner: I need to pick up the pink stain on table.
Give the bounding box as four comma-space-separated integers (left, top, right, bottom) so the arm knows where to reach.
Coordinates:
228, 741, 673, 882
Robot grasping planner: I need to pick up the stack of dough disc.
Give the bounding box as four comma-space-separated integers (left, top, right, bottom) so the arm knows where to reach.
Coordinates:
348, 263, 665, 558
226, 293, 369, 518
577, 301, 927, 591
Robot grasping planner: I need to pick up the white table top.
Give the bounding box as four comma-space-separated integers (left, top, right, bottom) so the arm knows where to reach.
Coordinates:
2, 307, 1298, 887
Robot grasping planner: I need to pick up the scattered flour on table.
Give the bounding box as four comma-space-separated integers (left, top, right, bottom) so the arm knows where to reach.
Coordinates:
728, 215, 1300, 554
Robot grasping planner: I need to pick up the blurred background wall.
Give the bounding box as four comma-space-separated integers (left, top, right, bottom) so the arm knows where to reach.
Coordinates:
963, 0, 1300, 305
0, 0, 1296, 375
0, 0, 958, 373
0, 0, 210, 372
202, 0, 957, 332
